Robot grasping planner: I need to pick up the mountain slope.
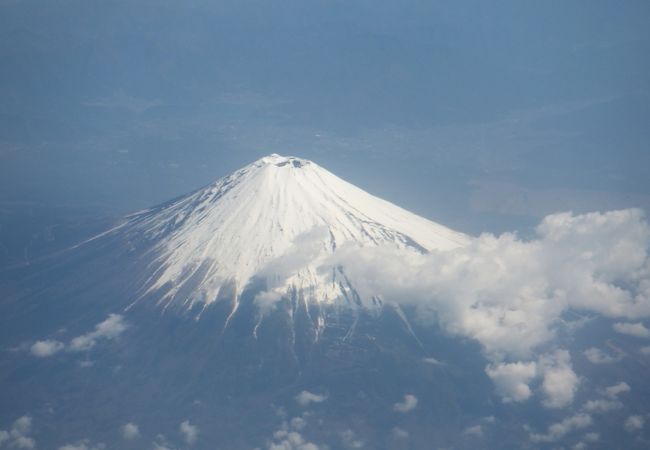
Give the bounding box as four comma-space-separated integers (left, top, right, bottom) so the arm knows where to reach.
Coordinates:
98, 154, 468, 315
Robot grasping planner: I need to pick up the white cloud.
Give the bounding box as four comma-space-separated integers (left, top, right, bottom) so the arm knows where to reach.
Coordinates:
584, 432, 600, 442
613, 322, 650, 338
339, 429, 364, 448
120, 423, 140, 440
267, 417, 322, 450
0, 416, 36, 449
640, 346, 650, 355
605, 381, 631, 398
255, 227, 332, 313
327, 209, 650, 406
69, 314, 127, 351
463, 425, 483, 437
179, 420, 198, 445
485, 361, 536, 403
295, 391, 327, 406
152, 443, 173, 450
391, 427, 409, 439
422, 357, 445, 365
58, 440, 106, 450
330, 209, 650, 363
584, 347, 620, 364
529, 413, 593, 443
538, 350, 580, 409
582, 399, 622, 413
289, 417, 306, 431
624, 415, 644, 432
151, 434, 175, 450
30, 340, 64, 357
393, 394, 418, 413
13, 436, 36, 449
29, 315, 127, 357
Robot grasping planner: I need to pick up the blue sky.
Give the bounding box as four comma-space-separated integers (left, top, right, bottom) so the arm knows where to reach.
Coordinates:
0, 0, 648, 234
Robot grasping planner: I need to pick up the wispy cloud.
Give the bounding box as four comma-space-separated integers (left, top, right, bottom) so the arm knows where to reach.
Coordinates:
179, 420, 198, 446
605, 381, 631, 398
120, 423, 140, 440
393, 394, 418, 413
58, 439, 106, 450
463, 425, 483, 437
339, 429, 364, 449
529, 413, 592, 443
69, 314, 127, 352
584, 347, 621, 364
83, 89, 161, 114
582, 398, 622, 413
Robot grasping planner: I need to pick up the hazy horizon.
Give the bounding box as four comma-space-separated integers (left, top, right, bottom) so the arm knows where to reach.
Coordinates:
1, 0, 649, 237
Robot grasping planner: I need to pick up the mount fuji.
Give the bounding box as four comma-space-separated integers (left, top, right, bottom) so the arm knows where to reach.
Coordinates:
103, 153, 468, 320
4, 155, 643, 450
1, 155, 491, 449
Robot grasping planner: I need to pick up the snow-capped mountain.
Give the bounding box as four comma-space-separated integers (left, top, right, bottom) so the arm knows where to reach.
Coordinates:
3, 155, 648, 450
102, 154, 468, 316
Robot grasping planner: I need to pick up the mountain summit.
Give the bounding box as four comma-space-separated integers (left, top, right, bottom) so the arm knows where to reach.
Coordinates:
113, 154, 468, 315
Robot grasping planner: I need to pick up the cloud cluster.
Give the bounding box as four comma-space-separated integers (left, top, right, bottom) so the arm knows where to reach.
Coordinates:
485, 361, 536, 403
29, 315, 127, 357
69, 314, 128, 351
535, 379, 634, 446
266, 416, 322, 450
485, 350, 579, 407
0, 416, 35, 449
572, 432, 600, 450
581, 381, 629, 414
538, 350, 580, 408
329, 209, 650, 404
393, 394, 418, 413
332, 209, 650, 358
529, 413, 592, 443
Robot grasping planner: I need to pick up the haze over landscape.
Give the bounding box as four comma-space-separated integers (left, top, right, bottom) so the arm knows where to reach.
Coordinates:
1, 1, 649, 449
